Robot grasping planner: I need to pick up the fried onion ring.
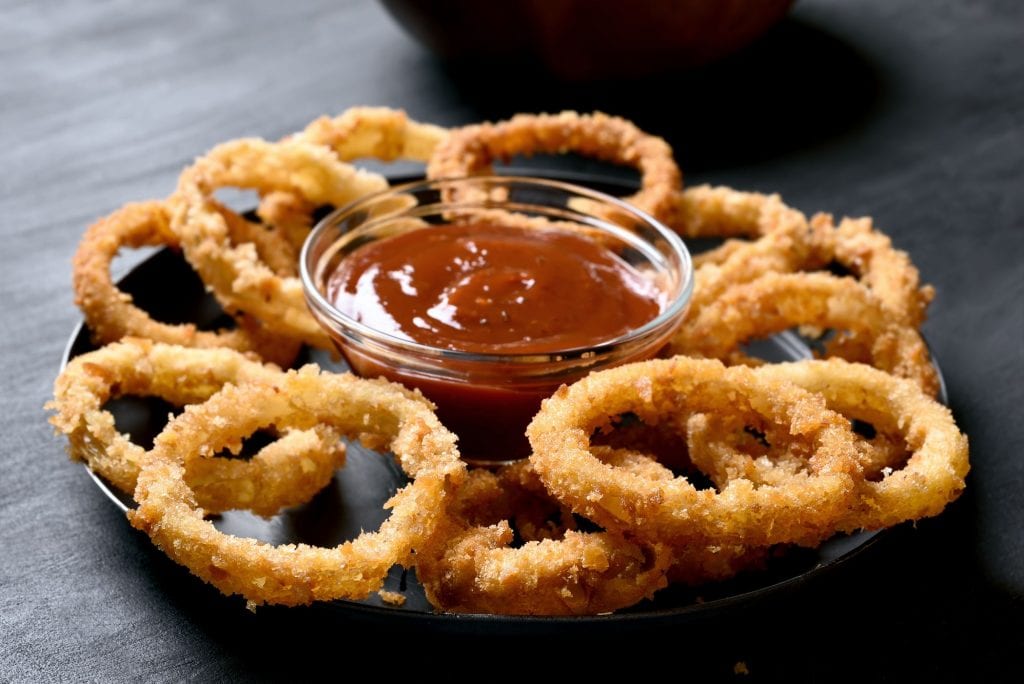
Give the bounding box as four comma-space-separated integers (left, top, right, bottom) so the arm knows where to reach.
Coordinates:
527, 357, 864, 548
258, 107, 448, 249
426, 111, 683, 223
827, 215, 935, 328
579, 448, 771, 586
299, 106, 448, 164
682, 360, 967, 532
415, 463, 671, 616
46, 339, 343, 516
72, 201, 300, 367
417, 444, 782, 614
128, 367, 464, 606
170, 137, 391, 348
417, 524, 669, 616
670, 272, 940, 395
670, 184, 812, 240
253, 190, 316, 254
753, 360, 969, 531
674, 189, 932, 329
681, 189, 831, 316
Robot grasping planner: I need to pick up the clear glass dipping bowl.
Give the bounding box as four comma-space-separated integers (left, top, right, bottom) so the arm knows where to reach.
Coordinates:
301, 176, 693, 462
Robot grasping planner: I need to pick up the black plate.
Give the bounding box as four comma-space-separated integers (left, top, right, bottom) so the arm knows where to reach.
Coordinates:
60, 173, 947, 633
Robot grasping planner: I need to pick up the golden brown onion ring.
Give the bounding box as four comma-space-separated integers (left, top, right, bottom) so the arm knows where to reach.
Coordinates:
678, 195, 932, 330
753, 360, 969, 532
527, 357, 864, 548
670, 184, 809, 239
72, 201, 300, 367
128, 367, 464, 607
416, 446, 778, 614
258, 106, 449, 249
298, 106, 448, 163
170, 137, 390, 349
46, 339, 344, 516
669, 272, 940, 396
426, 111, 683, 224
682, 190, 831, 316
582, 448, 771, 586
415, 463, 671, 616
827, 215, 935, 328
417, 524, 669, 616
682, 410, 859, 508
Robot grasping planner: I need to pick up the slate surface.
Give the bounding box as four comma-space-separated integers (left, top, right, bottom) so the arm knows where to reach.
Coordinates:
1, 0, 1020, 679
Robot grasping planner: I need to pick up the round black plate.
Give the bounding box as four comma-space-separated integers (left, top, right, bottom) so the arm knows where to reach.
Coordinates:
59, 172, 947, 633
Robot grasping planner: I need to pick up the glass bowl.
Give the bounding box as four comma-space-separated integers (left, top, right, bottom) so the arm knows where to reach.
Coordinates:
301, 176, 693, 462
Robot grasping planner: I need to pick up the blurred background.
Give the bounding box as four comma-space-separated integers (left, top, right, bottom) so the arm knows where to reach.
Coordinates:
380, 0, 797, 80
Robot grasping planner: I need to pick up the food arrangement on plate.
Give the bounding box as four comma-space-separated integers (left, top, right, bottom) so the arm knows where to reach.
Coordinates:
47, 107, 968, 616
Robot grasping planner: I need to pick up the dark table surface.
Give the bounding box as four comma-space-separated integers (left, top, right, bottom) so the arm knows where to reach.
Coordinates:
2, 0, 1021, 679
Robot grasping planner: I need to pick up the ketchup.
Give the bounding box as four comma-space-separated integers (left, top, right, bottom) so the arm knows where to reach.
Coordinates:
325, 222, 665, 461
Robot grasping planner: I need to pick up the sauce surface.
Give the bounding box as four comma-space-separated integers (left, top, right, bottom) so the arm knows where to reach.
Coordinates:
327, 222, 663, 354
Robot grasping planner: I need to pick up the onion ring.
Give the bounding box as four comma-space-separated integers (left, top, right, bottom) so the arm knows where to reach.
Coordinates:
670, 272, 940, 396
415, 462, 671, 616
527, 357, 864, 548
417, 446, 778, 614
128, 367, 464, 606
253, 190, 320, 254
681, 189, 831, 316
674, 188, 933, 329
684, 411, 840, 494
582, 448, 771, 585
417, 524, 669, 616
170, 137, 391, 348
684, 409, 909, 507
753, 360, 969, 531
682, 360, 967, 532
298, 106, 448, 164
220, 201, 300, 278
576, 443, 776, 578
670, 184, 812, 240
426, 111, 683, 224
828, 215, 935, 328
72, 201, 300, 367
46, 339, 343, 516
257, 107, 448, 250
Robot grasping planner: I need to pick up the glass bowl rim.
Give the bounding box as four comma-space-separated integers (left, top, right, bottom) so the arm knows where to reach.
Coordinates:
299, 175, 694, 364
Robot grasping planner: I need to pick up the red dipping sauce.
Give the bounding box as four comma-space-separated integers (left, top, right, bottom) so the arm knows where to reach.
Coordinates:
302, 177, 693, 464
324, 222, 665, 461
327, 222, 662, 353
